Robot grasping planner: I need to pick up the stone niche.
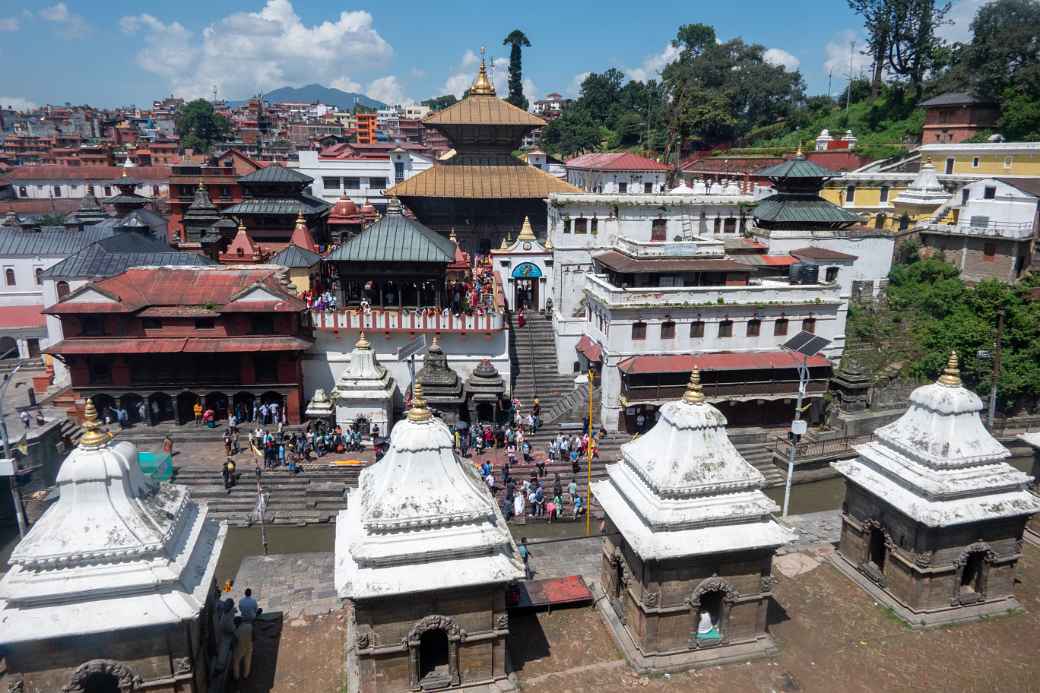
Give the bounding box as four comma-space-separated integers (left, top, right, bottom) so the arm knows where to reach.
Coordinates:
350, 586, 510, 692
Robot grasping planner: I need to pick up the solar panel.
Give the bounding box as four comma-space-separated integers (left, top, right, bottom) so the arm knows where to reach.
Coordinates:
782, 331, 831, 357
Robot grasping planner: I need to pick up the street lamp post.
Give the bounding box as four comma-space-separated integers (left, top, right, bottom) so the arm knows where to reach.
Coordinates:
779, 332, 831, 518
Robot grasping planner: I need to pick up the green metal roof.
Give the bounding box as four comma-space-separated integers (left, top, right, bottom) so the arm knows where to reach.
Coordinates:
753, 194, 863, 225
272, 244, 321, 268
325, 210, 455, 264
238, 166, 314, 185
221, 196, 329, 216
756, 157, 838, 180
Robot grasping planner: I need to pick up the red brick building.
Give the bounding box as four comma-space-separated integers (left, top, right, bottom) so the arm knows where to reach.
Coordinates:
44, 265, 313, 425
167, 148, 262, 243
920, 92, 999, 144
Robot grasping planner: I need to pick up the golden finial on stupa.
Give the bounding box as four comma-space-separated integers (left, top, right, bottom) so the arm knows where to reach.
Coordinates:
356, 331, 370, 350
544, 237, 554, 250
295, 208, 306, 225
237, 221, 247, 234
408, 382, 432, 422
121, 167, 128, 179
937, 351, 962, 387
449, 227, 458, 243
197, 178, 206, 190
430, 335, 441, 351
469, 46, 496, 96
79, 398, 109, 447
517, 216, 536, 242
682, 367, 705, 405
499, 233, 510, 250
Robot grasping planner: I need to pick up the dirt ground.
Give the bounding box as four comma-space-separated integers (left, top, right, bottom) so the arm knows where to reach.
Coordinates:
508, 544, 1040, 693
230, 612, 346, 693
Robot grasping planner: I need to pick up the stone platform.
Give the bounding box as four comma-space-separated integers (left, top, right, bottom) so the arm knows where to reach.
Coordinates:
233, 552, 340, 619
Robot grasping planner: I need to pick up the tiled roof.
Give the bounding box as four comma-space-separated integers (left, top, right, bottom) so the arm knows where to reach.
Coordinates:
0, 226, 112, 257
221, 196, 329, 216
326, 208, 455, 264
756, 157, 838, 180
566, 152, 670, 172
997, 177, 1040, 197
617, 351, 832, 375
919, 91, 991, 107
271, 244, 321, 268
42, 233, 215, 280
0, 305, 45, 330
424, 95, 545, 128
46, 336, 311, 355
753, 194, 863, 225
790, 246, 858, 262
0, 165, 171, 182
387, 155, 579, 199
238, 166, 313, 185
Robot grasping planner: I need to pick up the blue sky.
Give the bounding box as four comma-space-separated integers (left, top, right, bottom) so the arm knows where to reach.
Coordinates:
0, 0, 983, 109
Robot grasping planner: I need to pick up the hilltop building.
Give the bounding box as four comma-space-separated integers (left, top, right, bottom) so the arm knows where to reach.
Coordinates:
592, 369, 794, 671
920, 92, 999, 144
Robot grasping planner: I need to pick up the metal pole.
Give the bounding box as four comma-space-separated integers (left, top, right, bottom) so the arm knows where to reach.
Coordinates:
782, 355, 808, 518
988, 308, 1005, 428
585, 369, 594, 537
256, 475, 268, 556
0, 364, 27, 537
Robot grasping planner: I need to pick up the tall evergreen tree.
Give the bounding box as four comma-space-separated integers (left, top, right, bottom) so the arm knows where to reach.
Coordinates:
502, 30, 531, 109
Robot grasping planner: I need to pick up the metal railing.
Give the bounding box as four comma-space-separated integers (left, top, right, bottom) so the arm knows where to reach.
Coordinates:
622, 379, 828, 403
920, 220, 1035, 240
773, 433, 872, 461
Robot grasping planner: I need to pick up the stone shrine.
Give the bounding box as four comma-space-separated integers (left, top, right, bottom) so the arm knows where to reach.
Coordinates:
413, 336, 465, 424
330, 332, 396, 434
591, 369, 794, 672
335, 383, 524, 693
0, 400, 227, 692
464, 358, 507, 424
305, 387, 336, 426
831, 352, 1040, 627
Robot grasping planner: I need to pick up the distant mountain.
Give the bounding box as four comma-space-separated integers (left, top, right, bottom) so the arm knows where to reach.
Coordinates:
231, 84, 386, 110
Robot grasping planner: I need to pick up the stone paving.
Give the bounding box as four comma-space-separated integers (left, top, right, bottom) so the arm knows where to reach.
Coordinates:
777, 509, 842, 553
233, 552, 340, 619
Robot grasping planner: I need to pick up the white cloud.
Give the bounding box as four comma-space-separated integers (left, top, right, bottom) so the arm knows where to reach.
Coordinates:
764, 48, 800, 71
440, 50, 536, 102
626, 43, 681, 82
823, 30, 872, 78
366, 75, 409, 105
566, 72, 591, 98
331, 77, 362, 93
0, 97, 38, 112
0, 17, 19, 31
120, 0, 392, 100
939, 0, 987, 43
39, 2, 90, 38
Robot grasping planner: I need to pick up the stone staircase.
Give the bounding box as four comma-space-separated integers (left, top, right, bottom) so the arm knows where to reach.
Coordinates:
508, 312, 579, 421
730, 427, 785, 488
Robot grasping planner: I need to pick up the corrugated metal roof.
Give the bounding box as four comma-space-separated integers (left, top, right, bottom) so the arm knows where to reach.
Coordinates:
593, 250, 753, 274
424, 95, 545, 128
238, 166, 314, 185
753, 194, 863, 225
42, 239, 215, 280
919, 91, 990, 107
0, 226, 112, 257
271, 244, 321, 268
46, 336, 311, 354
326, 210, 455, 264
790, 246, 858, 262
387, 155, 579, 199
566, 152, 670, 172
221, 196, 329, 216
617, 351, 832, 375
756, 157, 838, 180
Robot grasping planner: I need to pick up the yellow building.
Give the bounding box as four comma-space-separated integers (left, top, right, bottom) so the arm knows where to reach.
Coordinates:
920, 142, 1040, 176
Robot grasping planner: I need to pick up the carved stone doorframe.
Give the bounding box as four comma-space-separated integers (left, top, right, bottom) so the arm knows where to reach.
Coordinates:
405, 615, 466, 690
951, 541, 996, 606
688, 577, 739, 649
63, 659, 143, 693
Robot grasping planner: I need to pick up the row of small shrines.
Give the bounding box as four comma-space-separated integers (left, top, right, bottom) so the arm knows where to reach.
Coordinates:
308, 332, 508, 433
0, 352, 1036, 692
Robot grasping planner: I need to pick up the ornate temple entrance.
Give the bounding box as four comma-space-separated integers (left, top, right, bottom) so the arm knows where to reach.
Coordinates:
512, 262, 542, 311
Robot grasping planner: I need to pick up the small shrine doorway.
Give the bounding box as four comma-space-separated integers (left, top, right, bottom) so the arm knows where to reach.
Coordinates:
419, 629, 450, 684
868, 525, 887, 571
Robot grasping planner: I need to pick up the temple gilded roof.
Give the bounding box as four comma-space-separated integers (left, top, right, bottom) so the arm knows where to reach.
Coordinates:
386, 154, 580, 199
425, 94, 546, 128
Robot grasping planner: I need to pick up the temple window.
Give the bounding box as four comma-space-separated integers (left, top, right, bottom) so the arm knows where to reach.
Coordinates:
879, 186, 890, 203
723, 218, 737, 234
345, 177, 360, 190
34, 268, 43, 285
562, 219, 571, 233
660, 320, 676, 340
746, 319, 761, 337
574, 218, 587, 234
718, 320, 733, 338
845, 185, 856, 204
696, 591, 724, 641
618, 182, 628, 193
774, 318, 788, 336
590, 218, 599, 234
631, 321, 646, 341
195, 318, 215, 330
826, 267, 840, 283
81, 316, 105, 336
250, 315, 275, 335
643, 182, 653, 193
690, 320, 704, 338
651, 218, 667, 242
802, 318, 816, 334
3, 268, 14, 286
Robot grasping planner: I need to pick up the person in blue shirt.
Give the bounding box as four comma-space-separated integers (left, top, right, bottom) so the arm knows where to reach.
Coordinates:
518, 537, 531, 579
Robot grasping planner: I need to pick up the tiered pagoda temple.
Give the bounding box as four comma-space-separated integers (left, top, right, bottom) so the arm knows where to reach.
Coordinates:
70, 188, 108, 226
831, 353, 1040, 627
330, 331, 396, 433
0, 400, 227, 692
221, 165, 331, 251
752, 151, 863, 233
592, 368, 794, 672
181, 180, 236, 257
386, 51, 578, 253
335, 383, 524, 693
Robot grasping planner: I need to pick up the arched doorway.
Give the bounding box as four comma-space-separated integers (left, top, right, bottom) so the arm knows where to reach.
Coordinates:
691, 578, 736, 646
512, 262, 542, 310
233, 392, 256, 422
176, 391, 199, 425
90, 394, 117, 424
149, 393, 175, 425
868, 525, 887, 572
119, 394, 145, 425
419, 629, 450, 685
205, 392, 228, 420
64, 659, 141, 693
82, 672, 121, 693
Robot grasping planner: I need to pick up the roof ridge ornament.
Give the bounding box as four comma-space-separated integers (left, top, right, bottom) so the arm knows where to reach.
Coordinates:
682, 367, 705, 405
517, 216, 536, 242
408, 382, 432, 422
356, 330, 371, 350
469, 46, 496, 96
937, 350, 962, 387
79, 398, 109, 448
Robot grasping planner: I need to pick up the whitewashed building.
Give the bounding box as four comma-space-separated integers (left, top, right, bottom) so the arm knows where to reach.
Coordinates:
294, 147, 433, 208
330, 331, 396, 432
564, 153, 670, 194
490, 215, 553, 311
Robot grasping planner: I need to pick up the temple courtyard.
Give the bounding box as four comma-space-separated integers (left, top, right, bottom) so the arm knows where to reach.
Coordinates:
225, 537, 1040, 692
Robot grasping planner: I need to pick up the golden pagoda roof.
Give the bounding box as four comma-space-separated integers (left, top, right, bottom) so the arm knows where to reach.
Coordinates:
424, 94, 546, 128
387, 155, 580, 199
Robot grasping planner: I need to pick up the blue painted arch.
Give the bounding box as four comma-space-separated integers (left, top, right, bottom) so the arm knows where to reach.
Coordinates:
512, 262, 542, 279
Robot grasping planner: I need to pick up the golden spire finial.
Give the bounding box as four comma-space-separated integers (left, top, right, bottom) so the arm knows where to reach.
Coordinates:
296, 208, 306, 225
925, 156, 934, 166
430, 335, 441, 351
469, 46, 496, 96
237, 220, 247, 234
517, 216, 536, 242
682, 366, 706, 405
544, 236, 554, 250
197, 178, 206, 190
449, 227, 458, 243
356, 330, 370, 350
937, 350, 962, 387
79, 398, 109, 447
499, 233, 511, 250
408, 382, 432, 422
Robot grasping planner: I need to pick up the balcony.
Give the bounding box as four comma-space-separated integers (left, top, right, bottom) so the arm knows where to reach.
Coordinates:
613, 236, 725, 258
584, 274, 840, 309
622, 378, 828, 404
920, 219, 1036, 240
311, 307, 505, 333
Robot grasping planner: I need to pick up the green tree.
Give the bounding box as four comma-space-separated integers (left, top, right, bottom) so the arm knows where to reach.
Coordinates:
421, 94, 458, 111
964, 0, 1040, 100
502, 30, 531, 110
848, 0, 895, 97
885, 0, 951, 96
174, 99, 231, 154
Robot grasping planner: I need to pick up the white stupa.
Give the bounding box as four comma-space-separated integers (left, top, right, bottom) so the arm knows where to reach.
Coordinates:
833, 352, 1040, 527
593, 368, 794, 560
0, 399, 226, 646
894, 157, 951, 208
331, 331, 395, 431
335, 382, 523, 599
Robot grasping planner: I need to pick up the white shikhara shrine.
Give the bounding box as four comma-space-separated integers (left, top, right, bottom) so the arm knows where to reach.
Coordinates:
330, 331, 396, 431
